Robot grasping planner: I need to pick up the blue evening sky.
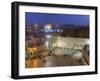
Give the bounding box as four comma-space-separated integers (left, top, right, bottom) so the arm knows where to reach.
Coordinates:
25, 12, 89, 27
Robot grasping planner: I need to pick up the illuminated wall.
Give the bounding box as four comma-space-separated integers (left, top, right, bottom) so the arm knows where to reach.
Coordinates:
55, 37, 89, 50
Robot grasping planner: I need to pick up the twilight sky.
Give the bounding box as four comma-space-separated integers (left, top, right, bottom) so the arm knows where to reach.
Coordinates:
25, 12, 89, 27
